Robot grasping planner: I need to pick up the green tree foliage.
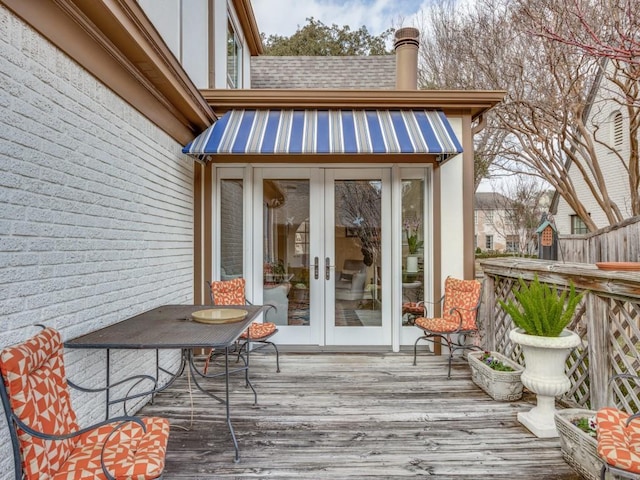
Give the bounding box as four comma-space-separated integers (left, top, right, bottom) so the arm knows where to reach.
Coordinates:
262, 17, 394, 56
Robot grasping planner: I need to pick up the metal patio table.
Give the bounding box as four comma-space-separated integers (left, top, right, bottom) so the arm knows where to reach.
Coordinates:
65, 304, 267, 462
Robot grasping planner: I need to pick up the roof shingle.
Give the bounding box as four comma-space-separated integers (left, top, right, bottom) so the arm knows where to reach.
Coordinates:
250, 56, 396, 89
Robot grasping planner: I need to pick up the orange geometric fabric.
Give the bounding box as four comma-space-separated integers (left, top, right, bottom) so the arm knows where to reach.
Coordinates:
414, 277, 482, 333
597, 407, 640, 473
210, 278, 246, 305
240, 322, 277, 340
0, 327, 169, 480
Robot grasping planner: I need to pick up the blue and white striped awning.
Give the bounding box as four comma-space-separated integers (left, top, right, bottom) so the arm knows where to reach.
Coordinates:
183, 109, 462, 161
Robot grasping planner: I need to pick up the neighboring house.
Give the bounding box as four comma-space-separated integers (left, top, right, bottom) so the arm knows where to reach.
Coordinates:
552, 62, 639, 234
475, 191, 550, 255
0, 2, 503, 477
474, 192, 511, 252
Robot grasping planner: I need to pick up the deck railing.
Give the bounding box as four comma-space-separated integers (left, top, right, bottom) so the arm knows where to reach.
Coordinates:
479, 257, 640, 412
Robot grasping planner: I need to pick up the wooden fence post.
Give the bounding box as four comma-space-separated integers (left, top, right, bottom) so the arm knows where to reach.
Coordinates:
483, 275, 496, 352
587, 292, 609, 409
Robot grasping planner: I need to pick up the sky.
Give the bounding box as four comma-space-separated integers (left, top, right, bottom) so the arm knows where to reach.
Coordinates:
251, 0, 431, 39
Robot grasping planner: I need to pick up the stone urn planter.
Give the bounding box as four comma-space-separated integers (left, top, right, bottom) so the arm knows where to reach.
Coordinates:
554, 408, 605, 480
510, 328, 581, 437
468, 351, 524, 401
500, 275, 586, 438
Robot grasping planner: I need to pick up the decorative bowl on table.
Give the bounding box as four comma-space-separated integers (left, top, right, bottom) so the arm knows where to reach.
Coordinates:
191, 308, 248, 324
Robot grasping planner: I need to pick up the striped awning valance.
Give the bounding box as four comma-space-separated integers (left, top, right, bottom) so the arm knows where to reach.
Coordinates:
182, 109, 463, 161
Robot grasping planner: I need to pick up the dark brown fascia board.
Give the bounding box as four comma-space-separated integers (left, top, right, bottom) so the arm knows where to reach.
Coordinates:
3, 0, 214, 144
201, 89, 506, 118
231, 0, 264, 55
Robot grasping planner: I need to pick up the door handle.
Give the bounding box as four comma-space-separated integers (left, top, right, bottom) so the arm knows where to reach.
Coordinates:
325, 257, 334, 280
313, 256, 319, 280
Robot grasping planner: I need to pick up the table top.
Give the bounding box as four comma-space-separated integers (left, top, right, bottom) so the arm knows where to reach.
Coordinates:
65, 305, 265, 350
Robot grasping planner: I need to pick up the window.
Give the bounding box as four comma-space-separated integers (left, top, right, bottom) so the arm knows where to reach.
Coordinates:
295, 220, 309, 256
485, 235, 494, 250
612, 111, 624, 148
474, 234, 478, 249
506, 235, 519, 252
227, 20, 241, 88
485, 211, 494, 224
474, 210, 478, 226
571, 215, 589, 234
220, 179, 243, 278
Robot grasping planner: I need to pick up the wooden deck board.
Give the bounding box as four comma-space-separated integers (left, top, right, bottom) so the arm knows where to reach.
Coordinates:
140, 352, 581, 479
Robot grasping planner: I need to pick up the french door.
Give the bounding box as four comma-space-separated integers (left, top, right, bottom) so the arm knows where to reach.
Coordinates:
255, 167, 391, 346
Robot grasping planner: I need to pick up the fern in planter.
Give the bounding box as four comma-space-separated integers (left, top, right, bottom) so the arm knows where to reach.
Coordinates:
498, 275, 585, 337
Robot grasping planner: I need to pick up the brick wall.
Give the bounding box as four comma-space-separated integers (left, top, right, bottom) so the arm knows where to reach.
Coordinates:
0, 7, 192, 478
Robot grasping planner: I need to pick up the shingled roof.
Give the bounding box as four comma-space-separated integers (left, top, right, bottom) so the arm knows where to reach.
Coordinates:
251, 56, 396, 89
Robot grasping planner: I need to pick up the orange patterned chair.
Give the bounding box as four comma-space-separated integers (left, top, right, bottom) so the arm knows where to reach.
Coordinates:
0, 327, 169, 480
412, 276, 483, 378
207, 278, 280, 373
596, 374, 640, 479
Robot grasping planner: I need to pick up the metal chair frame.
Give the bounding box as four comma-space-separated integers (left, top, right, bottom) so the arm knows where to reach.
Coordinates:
207, 280, 280, 373
412, 277, 483, 378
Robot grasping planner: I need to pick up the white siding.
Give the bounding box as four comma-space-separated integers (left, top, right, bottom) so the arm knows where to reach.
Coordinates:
0, 8, 192, 479
555, 68, 637, 234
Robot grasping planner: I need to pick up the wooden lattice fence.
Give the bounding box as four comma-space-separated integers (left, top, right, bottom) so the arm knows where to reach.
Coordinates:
479, 257, 640, 411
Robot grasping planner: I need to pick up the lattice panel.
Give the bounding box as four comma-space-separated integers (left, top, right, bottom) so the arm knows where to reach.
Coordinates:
488, 275, 591, 408
564, 302, 590, 407
607, 297, 640, 414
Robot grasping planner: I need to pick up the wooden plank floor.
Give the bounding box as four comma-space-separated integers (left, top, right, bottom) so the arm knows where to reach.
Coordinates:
140, 352, 581, 479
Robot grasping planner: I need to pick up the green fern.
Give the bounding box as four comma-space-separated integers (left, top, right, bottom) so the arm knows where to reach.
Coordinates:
498, 275, 585, 337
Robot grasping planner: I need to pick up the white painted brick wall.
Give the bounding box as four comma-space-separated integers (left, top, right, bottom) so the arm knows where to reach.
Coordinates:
0, 7, 192, 479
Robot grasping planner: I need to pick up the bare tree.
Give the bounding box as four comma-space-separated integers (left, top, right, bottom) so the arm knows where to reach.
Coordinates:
418, 0, 640, 231
490, 177, 550, 255
522, 0, 640, 218
528, 0, 640, 68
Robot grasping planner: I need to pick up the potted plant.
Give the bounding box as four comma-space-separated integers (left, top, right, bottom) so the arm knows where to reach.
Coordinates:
554, 409, 604, 480
499, 275, 586, 437
468, 351, 524, 401
403, 215, 423, 273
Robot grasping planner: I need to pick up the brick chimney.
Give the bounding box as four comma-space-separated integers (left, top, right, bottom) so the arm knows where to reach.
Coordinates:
394, 27, 420, 90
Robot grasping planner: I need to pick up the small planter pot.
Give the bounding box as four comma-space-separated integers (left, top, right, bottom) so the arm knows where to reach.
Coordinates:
554, 408, 605, 480
468, 351, 524, 401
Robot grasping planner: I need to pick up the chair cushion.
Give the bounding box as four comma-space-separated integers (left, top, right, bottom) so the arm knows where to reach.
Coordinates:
597, 407, 640, 473
415, 316, 463, 333
210, 278, 246, 305
442, 277, 482, 331
57, 417, 170, 480
0, 328, 79, 479
240, 322, 277, 340
1, 328, 170, 480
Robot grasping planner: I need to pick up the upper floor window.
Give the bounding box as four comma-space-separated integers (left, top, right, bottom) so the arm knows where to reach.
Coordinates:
611, 111, 624, 148
485, 211, 494, 224
571, 214, 589, 234
227, 20, 241, 88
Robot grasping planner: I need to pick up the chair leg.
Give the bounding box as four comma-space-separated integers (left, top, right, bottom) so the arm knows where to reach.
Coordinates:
413, 335, 425, 366
264, 340, 280, 373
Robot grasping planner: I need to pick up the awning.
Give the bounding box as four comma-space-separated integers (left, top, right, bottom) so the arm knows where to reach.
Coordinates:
182, 109, 463, 161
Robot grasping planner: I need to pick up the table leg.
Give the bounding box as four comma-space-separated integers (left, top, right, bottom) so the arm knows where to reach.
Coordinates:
225, 347, 240, 463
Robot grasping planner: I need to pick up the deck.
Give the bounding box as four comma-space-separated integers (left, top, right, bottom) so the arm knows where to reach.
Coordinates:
140, 352, 581, 479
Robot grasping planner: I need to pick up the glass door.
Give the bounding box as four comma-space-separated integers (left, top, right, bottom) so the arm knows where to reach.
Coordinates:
324, 169, 391, 345
255, 167, 391, 346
